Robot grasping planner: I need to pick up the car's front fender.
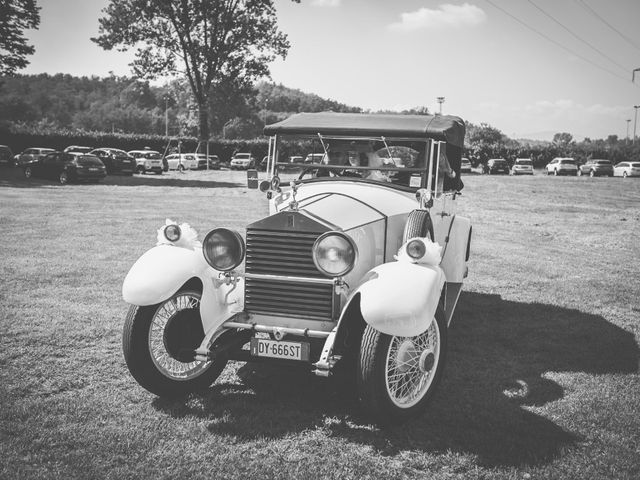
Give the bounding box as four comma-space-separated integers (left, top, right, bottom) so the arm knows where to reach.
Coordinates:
122, 245, 212, 306
349, 261, 445, 337
123, 245, 244, 336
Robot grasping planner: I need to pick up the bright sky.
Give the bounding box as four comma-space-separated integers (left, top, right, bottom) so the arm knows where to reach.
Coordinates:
22, 0, 640, 141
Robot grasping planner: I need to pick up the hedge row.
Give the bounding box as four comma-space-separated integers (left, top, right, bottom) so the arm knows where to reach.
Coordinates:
1, 129, 315, 163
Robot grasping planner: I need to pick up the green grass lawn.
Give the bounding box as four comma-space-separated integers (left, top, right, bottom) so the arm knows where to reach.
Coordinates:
1, 167, 639, 479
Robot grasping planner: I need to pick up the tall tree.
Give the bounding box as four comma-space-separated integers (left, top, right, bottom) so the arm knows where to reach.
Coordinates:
0, 0, 40, 75
552, 132, 573, 146
92, 0, 297, 141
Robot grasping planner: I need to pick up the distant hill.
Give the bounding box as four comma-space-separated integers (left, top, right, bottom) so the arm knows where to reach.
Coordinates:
0, 74, 362, 137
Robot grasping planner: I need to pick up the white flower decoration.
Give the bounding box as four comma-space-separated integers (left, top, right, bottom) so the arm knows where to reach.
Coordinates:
156, 218, 202, 250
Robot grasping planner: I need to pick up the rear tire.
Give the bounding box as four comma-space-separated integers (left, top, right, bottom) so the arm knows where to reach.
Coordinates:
356, 308, 447, 423
123, 289, 227, 397
178, 164, 185, 172
623, 172, 628, 178
24, 166, 32, 178
59, 171, 68, 184
589, 170, 595, 177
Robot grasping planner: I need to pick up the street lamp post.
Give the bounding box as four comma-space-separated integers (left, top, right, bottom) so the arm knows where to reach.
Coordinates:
627, 119, 632, 142
634, 106, 640, 144
437, 97, 445, 115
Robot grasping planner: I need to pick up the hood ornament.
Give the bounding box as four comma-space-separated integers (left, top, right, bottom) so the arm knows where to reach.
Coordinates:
289, 180, 299, 211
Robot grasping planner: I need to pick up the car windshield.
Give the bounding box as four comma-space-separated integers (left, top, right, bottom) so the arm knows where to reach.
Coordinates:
492, 160, 507, 165
595, 160, 611, 165
235, 154, 251, 159
560, 159, 576, 165
276, 138, 430, 189
108, 149, 128, 156
515, 159, 532, 165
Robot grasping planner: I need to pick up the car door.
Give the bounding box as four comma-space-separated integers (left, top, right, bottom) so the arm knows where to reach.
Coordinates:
39, 153, 59, 179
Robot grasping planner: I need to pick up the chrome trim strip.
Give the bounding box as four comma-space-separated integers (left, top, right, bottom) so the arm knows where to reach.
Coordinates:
223, 321, 331, 339
244, 272, 334, 285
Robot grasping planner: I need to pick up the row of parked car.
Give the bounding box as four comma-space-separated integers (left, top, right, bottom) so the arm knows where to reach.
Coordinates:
0, 144, 237, 184
474, 157, 640, 178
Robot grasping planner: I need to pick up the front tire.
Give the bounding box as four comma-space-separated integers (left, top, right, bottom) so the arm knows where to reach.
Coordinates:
623, 171, 628, 178
24, 166, 32, 178
122, 289, 227, 397
356, 308, 447, 423
59, 171, 68, 184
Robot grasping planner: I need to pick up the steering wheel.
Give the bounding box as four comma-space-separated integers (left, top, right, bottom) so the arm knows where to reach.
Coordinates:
298, 166, 317, 180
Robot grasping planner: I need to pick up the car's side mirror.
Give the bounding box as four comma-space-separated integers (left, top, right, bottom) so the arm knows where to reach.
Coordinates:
247, 169, 258, 189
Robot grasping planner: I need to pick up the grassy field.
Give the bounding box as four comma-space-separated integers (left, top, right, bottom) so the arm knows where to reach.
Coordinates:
1, 166, 639, 479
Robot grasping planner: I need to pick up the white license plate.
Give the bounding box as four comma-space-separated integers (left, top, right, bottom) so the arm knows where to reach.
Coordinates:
250, 338, 310, 361
88, 168, 99, 171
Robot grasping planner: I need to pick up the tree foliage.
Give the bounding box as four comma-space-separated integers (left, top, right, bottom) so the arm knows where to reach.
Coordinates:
552, 132, 573, 146
0, 0, 40, 75
92, 0, 297, 141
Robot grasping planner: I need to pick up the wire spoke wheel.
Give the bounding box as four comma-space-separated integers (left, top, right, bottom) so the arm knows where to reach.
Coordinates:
384, 319, 440, 409
123, 289, 228, 397
148, 292, 209, 381
357, 307, 447, 422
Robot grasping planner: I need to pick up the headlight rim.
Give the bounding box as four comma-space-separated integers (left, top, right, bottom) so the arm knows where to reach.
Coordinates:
202, 227, 246, 272
405, 238, 426, 260
312, 231, 358, 278
164, 224, 182, 243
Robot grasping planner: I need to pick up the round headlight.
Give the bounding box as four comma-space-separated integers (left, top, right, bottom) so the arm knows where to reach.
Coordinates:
202, 228, 245, 271
164, 224, 181, 242
406, 239, 426, 260
312, 232, 357, 278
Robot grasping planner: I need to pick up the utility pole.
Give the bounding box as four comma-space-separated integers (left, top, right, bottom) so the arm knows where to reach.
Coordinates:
164, 95, 170, 137
437, 97, 445, 115
626, 119, 631, 141
634, 106, 640, 144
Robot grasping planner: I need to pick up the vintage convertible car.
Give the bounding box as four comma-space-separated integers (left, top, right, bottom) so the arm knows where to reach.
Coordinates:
122, 112, 471, 422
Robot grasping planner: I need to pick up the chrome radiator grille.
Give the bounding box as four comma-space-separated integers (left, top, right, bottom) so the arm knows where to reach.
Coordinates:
244, 277, 334, 320
245, 228, 334, 320
245, 229, 324, 278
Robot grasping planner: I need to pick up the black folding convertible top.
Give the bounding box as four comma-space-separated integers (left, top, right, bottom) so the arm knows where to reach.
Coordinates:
263, 112, 465, 148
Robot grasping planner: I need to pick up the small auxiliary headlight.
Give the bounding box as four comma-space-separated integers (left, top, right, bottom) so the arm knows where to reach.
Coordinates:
312, 232, 357, 278
406, 239, 426, 260
164, 224, 181, 242
202, 228, 245, 271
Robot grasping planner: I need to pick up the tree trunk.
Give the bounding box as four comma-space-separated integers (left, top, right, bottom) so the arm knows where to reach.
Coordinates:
198, 99, 209, 142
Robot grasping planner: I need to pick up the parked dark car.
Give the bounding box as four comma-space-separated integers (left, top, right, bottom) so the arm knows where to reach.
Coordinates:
485, 158, 510, 174
0, 145, 13, 165
13, 147, 56, 167
89, 148, 135, 175
577, 159, 614, 177
23, 151, 107, 184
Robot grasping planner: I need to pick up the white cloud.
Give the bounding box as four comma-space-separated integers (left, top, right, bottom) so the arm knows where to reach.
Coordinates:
311, 0, 341, 7
388, 3, 486, 32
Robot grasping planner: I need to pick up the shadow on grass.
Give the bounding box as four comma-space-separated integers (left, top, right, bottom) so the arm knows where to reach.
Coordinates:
153, 292, 638, 467
0, 166, 242, 189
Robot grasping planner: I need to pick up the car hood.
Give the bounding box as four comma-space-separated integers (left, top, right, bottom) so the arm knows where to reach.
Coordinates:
272, 181, 417, 230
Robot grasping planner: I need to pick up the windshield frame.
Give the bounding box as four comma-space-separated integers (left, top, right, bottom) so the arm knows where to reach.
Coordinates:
267, 134, 450, 195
